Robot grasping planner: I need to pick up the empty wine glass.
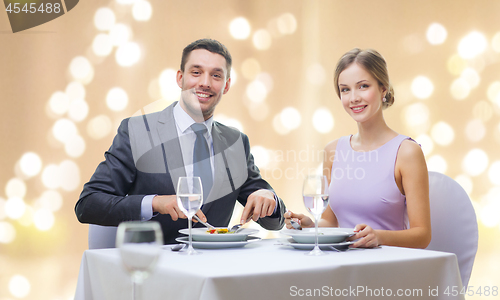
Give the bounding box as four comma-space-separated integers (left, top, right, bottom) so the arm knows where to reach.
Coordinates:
177, 176, 204, 255
302, 175, 329, 256
116, 221, 163, 300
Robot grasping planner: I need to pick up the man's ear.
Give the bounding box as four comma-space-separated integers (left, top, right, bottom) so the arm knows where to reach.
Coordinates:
223, 77, 231, 94
176, 70, 183, 88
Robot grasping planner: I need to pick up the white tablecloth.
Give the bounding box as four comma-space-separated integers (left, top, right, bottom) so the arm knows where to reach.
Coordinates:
74, 239, 464, 300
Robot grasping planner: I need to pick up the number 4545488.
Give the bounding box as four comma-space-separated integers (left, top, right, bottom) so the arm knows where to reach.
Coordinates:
444, 286, 498, 297
5, 2, 62, 14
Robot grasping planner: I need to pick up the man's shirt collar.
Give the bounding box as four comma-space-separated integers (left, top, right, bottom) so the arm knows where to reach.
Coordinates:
173, 102, 214, 135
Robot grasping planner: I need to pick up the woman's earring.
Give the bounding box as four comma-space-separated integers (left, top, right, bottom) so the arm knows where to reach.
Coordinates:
382, 97, 387, 103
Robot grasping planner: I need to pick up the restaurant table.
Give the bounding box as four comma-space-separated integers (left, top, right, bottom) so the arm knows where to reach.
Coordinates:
74, 238, 464, 300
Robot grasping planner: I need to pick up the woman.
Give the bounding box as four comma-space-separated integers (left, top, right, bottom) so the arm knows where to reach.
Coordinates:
286, 48, 431, 249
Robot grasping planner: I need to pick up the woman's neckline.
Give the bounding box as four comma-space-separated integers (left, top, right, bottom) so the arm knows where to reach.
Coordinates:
348, 134, 402, 153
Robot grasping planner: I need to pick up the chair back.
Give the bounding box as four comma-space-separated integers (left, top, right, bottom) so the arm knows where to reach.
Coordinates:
426, 171, 478, 287
88, 224, 117, 249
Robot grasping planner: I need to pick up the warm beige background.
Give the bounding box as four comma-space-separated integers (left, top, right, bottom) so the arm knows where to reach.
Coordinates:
1, 0, 499, 299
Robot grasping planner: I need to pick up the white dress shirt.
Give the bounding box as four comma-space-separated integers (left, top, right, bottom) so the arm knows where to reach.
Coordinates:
141, 103, 214, 220
140, 102, 277, 221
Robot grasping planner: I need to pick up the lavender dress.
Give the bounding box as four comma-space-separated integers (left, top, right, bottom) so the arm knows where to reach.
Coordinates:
329, 135, 411, 230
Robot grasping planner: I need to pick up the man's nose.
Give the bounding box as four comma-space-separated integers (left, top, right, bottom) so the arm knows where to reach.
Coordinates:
199, 74, 211, 88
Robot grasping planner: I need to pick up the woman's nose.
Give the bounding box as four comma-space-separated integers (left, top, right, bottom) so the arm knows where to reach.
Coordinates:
351, 89, 360, 102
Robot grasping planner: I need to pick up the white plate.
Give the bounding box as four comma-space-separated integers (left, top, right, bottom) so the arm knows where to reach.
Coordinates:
174, 236, 261, 249
178, 228, 259, 242
283, 238, 355, 251
281, 227, 355, 244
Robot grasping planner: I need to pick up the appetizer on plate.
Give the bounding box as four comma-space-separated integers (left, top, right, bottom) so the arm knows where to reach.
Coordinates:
207, 228, 233, 234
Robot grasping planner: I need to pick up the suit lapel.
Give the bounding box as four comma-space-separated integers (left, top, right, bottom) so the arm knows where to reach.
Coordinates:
154, 104, 231, 214
156, 102, 186, 193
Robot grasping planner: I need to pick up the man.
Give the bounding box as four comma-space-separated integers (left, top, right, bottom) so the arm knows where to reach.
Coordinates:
75, 39, 285, 244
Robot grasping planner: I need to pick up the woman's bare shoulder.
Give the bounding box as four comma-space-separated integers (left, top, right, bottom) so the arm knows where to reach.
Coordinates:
324, 138, 340, 152
398, 138, 425, 160
323, 138, 341, 163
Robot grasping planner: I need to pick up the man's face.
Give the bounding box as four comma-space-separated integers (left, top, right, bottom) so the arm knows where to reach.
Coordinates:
176, 49, 231, 121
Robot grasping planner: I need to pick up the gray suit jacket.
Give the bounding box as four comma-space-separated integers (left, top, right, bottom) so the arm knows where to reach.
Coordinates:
76, 102, 285, 244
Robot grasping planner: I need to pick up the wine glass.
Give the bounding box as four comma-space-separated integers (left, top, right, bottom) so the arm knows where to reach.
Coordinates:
115, 221, 163, 300
177, 176, 204, 255
302, 175, 329, 256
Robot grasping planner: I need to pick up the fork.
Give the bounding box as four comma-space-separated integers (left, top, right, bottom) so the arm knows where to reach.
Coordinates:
193, 215, 216, 230
328, 246, 342, 252
290, 219, 302, 230
229, 215, 253, 233
171, 244, 186, 252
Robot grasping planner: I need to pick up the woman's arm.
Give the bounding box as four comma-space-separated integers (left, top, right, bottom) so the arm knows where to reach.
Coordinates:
319, 140, 340, 227
284, 140, 340, 229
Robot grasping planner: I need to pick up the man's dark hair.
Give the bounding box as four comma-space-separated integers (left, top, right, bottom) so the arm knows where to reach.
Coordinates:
180, 39, 232, 78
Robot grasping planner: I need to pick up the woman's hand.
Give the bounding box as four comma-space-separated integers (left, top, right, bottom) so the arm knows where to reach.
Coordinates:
284, 211, 314, 229
348, 224, 379, 248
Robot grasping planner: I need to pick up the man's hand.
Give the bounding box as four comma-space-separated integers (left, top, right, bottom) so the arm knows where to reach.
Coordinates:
240, 189, 276, 223
152, 195, 207, 222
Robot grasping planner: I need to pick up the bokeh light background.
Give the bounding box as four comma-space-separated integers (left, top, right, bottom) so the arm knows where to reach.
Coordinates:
1, 0, 499, 298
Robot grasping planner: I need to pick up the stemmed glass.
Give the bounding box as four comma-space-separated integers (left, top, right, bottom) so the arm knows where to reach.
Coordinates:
116, 221, 163, 300
177, 176, 204, 255
302, 175, 329, 256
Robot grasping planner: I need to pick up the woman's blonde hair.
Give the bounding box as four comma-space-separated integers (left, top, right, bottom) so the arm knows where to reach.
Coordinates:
333, 48, 394, 109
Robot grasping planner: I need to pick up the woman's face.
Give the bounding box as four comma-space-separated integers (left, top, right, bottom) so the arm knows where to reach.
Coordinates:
337, 63, 386, 124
